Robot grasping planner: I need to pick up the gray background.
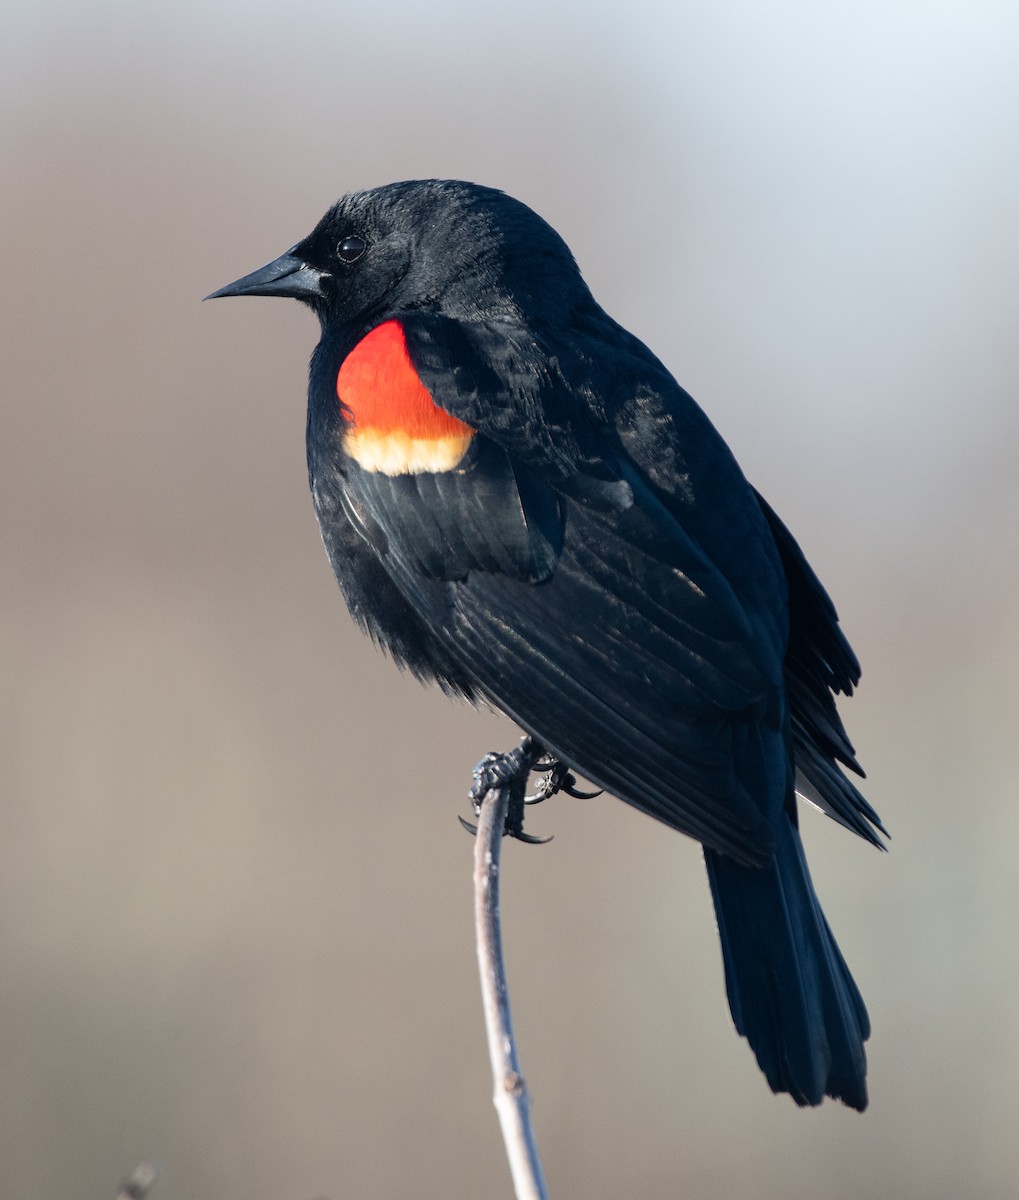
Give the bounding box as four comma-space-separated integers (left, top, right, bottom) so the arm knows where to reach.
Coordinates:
3, 2, 1017, 1197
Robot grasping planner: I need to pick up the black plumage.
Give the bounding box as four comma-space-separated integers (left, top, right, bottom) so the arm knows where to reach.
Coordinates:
209, 178, 886, 1110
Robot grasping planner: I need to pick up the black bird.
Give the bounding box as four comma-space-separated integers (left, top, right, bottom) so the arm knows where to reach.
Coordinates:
209, 179, 885, 1110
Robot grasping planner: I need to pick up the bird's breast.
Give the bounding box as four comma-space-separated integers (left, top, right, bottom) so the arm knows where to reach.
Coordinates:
336, 319, 474, 475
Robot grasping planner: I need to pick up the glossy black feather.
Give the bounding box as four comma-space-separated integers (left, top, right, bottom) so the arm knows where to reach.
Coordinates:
344, 439, 562, 583
214, 178, 885, 1110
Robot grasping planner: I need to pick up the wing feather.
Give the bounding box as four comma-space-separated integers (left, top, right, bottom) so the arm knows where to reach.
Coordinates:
325, 309, 883, 859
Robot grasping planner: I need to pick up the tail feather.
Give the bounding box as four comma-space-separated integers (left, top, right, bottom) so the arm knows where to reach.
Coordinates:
704, 818, 869, 1110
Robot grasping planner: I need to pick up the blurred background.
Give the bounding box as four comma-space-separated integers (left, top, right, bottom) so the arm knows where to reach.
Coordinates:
2, 1, 1017, 1197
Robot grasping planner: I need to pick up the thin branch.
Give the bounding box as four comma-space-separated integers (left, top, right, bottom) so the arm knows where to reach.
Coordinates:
471, 746, 549, 1200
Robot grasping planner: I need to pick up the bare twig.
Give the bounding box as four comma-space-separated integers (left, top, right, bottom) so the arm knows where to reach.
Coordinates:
471, 745, 549, 1200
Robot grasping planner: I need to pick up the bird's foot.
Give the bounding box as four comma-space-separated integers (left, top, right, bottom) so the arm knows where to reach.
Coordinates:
460, 738, 601, 841
525, 756, 602, 805
468, 737, 543, 804
461, 736, 553, 843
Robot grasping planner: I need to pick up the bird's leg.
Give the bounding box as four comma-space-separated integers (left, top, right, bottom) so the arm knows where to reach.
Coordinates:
461, 736, 600, 843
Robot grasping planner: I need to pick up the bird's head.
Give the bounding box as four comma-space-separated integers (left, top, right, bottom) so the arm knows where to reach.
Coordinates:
207, 179, 589, 329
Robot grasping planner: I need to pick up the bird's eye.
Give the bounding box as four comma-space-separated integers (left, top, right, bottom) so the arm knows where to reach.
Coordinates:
337, 235, 368, 263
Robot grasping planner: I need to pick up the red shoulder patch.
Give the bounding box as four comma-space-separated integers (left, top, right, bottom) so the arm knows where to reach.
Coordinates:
337, 320, 474, 475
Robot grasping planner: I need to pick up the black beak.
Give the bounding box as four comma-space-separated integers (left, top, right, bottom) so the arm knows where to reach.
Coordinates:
205, 250, 328, 301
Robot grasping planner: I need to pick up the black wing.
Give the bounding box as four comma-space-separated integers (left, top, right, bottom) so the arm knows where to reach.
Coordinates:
754, 491, 887, 847
314, 310, 809, 864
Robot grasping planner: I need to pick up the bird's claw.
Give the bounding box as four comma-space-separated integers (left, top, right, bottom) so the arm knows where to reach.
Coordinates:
526, 759, 603, 804
563, 779, 603, 799
462, 737, 554, 843
461, 738, 598, 841
469, 749, 522, 806
511, 828, 554, 845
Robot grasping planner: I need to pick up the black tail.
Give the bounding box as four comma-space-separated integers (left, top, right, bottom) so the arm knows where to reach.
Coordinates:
704, 817, 870, 1110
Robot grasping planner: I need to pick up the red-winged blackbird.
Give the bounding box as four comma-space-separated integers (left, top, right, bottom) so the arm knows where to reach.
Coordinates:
209, 179, 885, 1110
